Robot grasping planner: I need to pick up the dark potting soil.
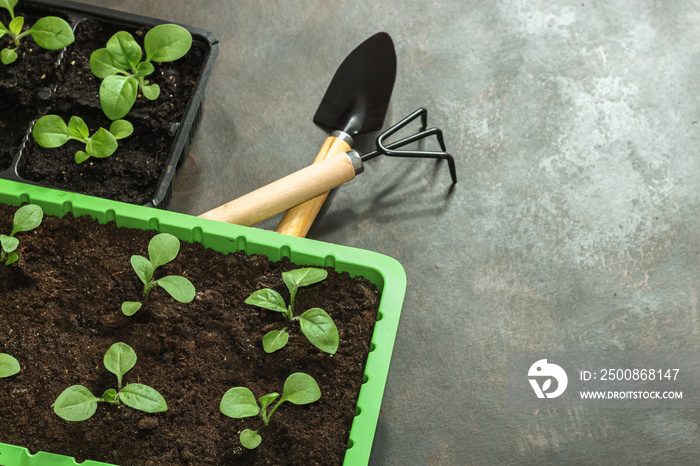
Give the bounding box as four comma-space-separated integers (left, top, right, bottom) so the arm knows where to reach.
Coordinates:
1, 4, 208, 205
17, 104, 175, 206
0, 203, 380, 466
0, 87, 41, 171
0, 8, 69, 95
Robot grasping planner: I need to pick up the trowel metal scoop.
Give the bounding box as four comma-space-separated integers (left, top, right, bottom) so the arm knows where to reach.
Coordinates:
198, 108, 456, 226
275, 32, 396, 237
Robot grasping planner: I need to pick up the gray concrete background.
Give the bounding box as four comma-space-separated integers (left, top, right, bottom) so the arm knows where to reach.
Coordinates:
79, 1, 700, 464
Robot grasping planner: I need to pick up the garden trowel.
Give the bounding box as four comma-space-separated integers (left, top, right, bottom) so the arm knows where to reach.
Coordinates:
198, 107, 456, 228
274, 32, 396, 237
199, 34, 456, 228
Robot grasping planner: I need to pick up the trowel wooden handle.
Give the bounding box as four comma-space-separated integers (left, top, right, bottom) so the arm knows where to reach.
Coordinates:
198, 151, 360, 227
275, 135, 352, 237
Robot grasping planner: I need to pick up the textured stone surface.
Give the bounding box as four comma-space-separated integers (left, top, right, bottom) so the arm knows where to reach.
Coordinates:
76, 1, 700, 464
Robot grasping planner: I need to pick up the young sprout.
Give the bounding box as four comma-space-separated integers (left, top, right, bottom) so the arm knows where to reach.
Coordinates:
0, 203, 42, 266
0, 0, 74, 65
89, 24, 193, 120
32, 115, 133, 164
220, 372, 321, 450
121, 232, 195, 316
0, 353, 20, 378
52, 342, 167, 421
245, 267, 339, 354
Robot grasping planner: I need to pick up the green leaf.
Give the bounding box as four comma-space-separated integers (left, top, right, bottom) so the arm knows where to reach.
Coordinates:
262, 329, 288, 353
148, 233, 180, 269
11, 204, 43, 235
144, 24, 192, 62
101, 388, 117, 403
67, 116, 89, 140
258, 392, 279, 412
120, 383, 168, 413
103, 342, 137, 388
53, 385, 99, 422
106, 31, 142, 69
131, 254, 154, 285
5, 252, 18, 265
33, 115, 70, 148
109, 119, 133, 140
244, 289, 287, 314
220, 387, 260, 418
299, 308, 339, 354
142, 83, 160, 100
281, 372, 321, 405
0, 0, 18, 17
121, 301, 142, 316
89, 48, 124, 78
0, 47, 16, 65
282, 268, 328, 295
0, 353, 20, 378
156, 275, 195, 303
8, 16, 22, 35
239, 429, 262, 450
134, 61, 154, 77
0, 235, 19, 254
100, 74, 138, 120
74, 150, 90, 164
85, 127, 118, 159
29, 17, 74, 50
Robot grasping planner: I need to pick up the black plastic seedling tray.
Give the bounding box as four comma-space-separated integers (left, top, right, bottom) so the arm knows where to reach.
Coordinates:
0, 0, 219, 208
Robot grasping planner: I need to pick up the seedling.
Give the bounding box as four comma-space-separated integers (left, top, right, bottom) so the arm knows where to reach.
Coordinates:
0, 353, 20, 378
1, 203, 42, 266
53, 342, 167, 421
0, 0, 74, 64
246, 268, 339, 354
32, 115, 133, 164
220, 372, 321, 450
121, 232, 195, 316
89, 24, 193, 120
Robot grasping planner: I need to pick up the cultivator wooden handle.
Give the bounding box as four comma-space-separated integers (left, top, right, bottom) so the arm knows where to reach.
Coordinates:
198, 150, 361, 227
274, 135, 352, 237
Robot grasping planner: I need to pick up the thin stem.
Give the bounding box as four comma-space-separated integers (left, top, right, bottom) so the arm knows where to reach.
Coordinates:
143, 280, 156, 299
288, 291, 297, 317
136, 75, 146, 92
68, 135, 89, 145
263, 398, 285, 426
15, 30, 31, 43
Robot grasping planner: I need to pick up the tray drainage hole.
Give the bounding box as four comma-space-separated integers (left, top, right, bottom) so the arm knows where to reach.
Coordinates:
376, 311, 384, 322
279, 245, 292, 260
362, 374, 369, 384
369, 343, 376, 352
346, 439, 354, 449
235, 236, 248, 253
19, 193, 30, 204
192, 226, 204, 243
355, 406, 362, 416
148, 217, 161, 232
61, 200, 73, 217
323, 255, 336, 269
105, 209, 116, 224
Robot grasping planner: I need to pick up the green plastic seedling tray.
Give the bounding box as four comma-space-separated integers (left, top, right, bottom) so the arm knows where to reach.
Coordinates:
0, 179, 406, 466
